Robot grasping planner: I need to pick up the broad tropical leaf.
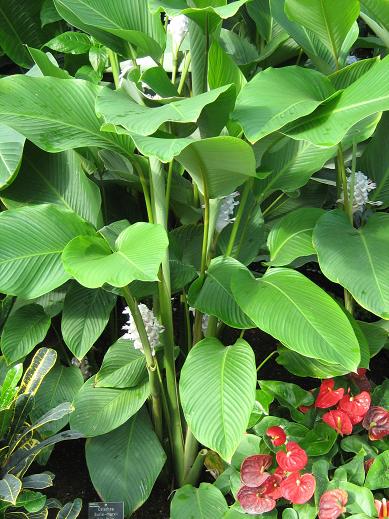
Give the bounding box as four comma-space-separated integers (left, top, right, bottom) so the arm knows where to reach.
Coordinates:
0, 474, 22, 504
62, 223, 168, 288
313, 210, 389, 318
0, 204, 94, 298
1, 304, 51, 364
231, 268, 360, 372
46, 32, 93, 54
232, 66, 334, 144
86, 410, 166, 516
0, 125, 25, 190
61, 283, 117, 359
208, 40, 246, 94
180, 338, 256, 460
171, 484, 228, 519
360, 0, 389, 47
70, 377, 149, 437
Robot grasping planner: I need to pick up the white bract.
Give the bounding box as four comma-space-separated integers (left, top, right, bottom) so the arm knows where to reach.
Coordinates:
216, 192, 240, 233
189, 307, 209, 335
122, 304, 164, 355
340, 170, 383, 213
168, 15, 189, 49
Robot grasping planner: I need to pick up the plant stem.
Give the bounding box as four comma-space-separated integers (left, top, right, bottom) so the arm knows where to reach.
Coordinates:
121, 286, 163, 440
107, 49, 120, 89
225, 180, 252, 257
182, 289, 192, 353
177, 52, 191, 95
256, 350, 277, 372
133, 161, 154, 223
184, 449, 207, 486
262, 192, 286, 217
165, 160, 174, 226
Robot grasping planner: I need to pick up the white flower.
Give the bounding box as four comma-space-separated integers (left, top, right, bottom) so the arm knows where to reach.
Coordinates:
168, 15, 189, 48
346, 55, 359, 65
216, 192, 240, 233
122, 304, 164, 355
189, 307, 209, 335
339, 170, 383, 213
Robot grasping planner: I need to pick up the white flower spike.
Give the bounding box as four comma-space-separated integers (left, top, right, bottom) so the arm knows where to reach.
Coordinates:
168, 15, 189, 49
122, 304, 164, 355
339, 170, 383, 213
216, 192, 240, 233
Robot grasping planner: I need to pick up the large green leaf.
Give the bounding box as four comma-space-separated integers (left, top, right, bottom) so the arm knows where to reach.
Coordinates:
231, 66, 334, 144
95, 339, 147, 389
0, 204, 94, 298
170, 483, 228, 519
0, 474, 22, 504
30, 365, 84, 437
360, 0, 389, 47
286, 56, 389, 146
277, 347, 353, 378
62, 223, 168, 288
1, 304, 50, 364
267, 208, 325, 266
61, 283, 117, 360
176, 137, 256, 198
0, 76, 132, 154
70, 376, 149, 437
313, 210, 389, 319
284, 0, 359, 67
86, 409, 166, 516
180, 338, 256, 460
55, 0, 165, 60
365, 450, 389, 490
0, 125, 25, 190
1, 145, 102, 227
231, 268, 360, 372
208, 39, 246, 94
96, 84, 233, 136
188, 257, 254, 329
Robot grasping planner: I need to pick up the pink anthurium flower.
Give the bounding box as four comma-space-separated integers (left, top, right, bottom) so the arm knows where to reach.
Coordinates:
266, 426, 286, 447
362, 406, 389, 441
338, 391, 371, 420
322, 410, 353, 436
276, 442, 308, 472
315, 379, 344, 409
280, 471, 316, 504
240, 454, 273, 487
237, 485, 276, 515
318, 489, 348, 519
375, 498, 388, 518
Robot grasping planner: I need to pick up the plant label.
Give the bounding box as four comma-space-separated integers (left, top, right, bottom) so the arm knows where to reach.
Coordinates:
88, 502, 124, 519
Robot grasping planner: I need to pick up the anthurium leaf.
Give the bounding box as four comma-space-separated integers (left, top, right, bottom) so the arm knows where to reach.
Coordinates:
231, 268, 360, 372
70, 376, 149, 437
0, 124, 25, 190
365, 450, 389, 490
1, 145, 102, 227
284, 0, 359, 67
176, 137, 256, 198
170, 483, 228, 519
231, 66, 334, 144
180, 338, 256, 460
97, 84, 233, 136
286, 56, 389, 147
0, 76, 132, 154
62, 222, 168, 289
1, 304, 50, 364
313, 210, 389, 319
333, 482, 376, 517
0, 474, 22, 504
254, 416, 309, 444
30, 365, 83, 437
267, 208, 325, 266
0, 204, 94, 299
300, 423, 337, 457
86, 409, 166, 517
258, 380, 314, 409
61, 283, 117, 360
95, 339, 147, 389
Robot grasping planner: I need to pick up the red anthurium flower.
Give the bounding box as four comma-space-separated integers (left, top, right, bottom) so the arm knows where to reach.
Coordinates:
364, 458, 375, 472
315, 379, 344, 409
322, 410, 353, 436
375, 498, 388, 518
339, 391, 371, 420
280, 472, 316, 504
276, 442, 308, 472
237, 486, 276, 515
262, 474, 283, 500
298, 404, 313, 414
362, 406, 389, 441
274, 466, 289, 480
240, 454, 273, 487
266, 426, 286, 447
318, 489, 348, 519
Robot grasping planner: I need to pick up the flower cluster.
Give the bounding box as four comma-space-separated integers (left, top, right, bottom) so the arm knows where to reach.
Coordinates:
122, 304, 164, 355
237, 428, 315, 514
216, 192, 240, 233
339, 170, 383, 213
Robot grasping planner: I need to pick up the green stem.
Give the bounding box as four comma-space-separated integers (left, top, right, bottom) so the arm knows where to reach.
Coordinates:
165, 160, 174, 226
225, 180, 252, 257
200, 188, 211, 274
107, 49, 120, 89
256, 350, 277, 372
182, 289, 192, 353
184, 449, 207, 486
133, 161, 154, 223
262, 192, 286, 217
177, 51, 191, 95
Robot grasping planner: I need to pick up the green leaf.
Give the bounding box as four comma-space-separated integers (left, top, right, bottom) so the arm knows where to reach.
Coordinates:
56, 498, 82, 519
231, 66, 334, 144
334, 482, 376, 517
1, 304, 50, 364
365, 450, 389, 490
22, 473, 54, 490
45, 32, 93, 54
61, 283, 116, 360
0, 76, 132, 154
329, 57, 379, 90
277, 346, 351, 378
286, 56, 389, 146
30, 365, 84, 437
97, 84, 233, 136
258, 380, 314, 409
17, 490, 47, 514
358, 321, 387, 358
267, 208, 325, 266
0, 474, 22, 505
313, 210, 389, 318
284, 0, 359, 67
180, 338, 256, 460
360, 0, 389, 47
70, 376, 149, 437
62, 223, 168, 288
176, 137, 256, 198
95, 339, 147, 389
0, 124, 25, 190
28, 47, 72, 79
300, 423, 337, 457
86, 409, 166, 516
170, 483, 228, 519
208, 39, 246, 94
41, 0, 62, 27
1, 145, 102, 227
0, 204, 94, 298
0, 363, 23, 410
20, 347, 57, 396
254, 416, 309, 444
188, 257, 254, 329
231, 268, 360, 372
